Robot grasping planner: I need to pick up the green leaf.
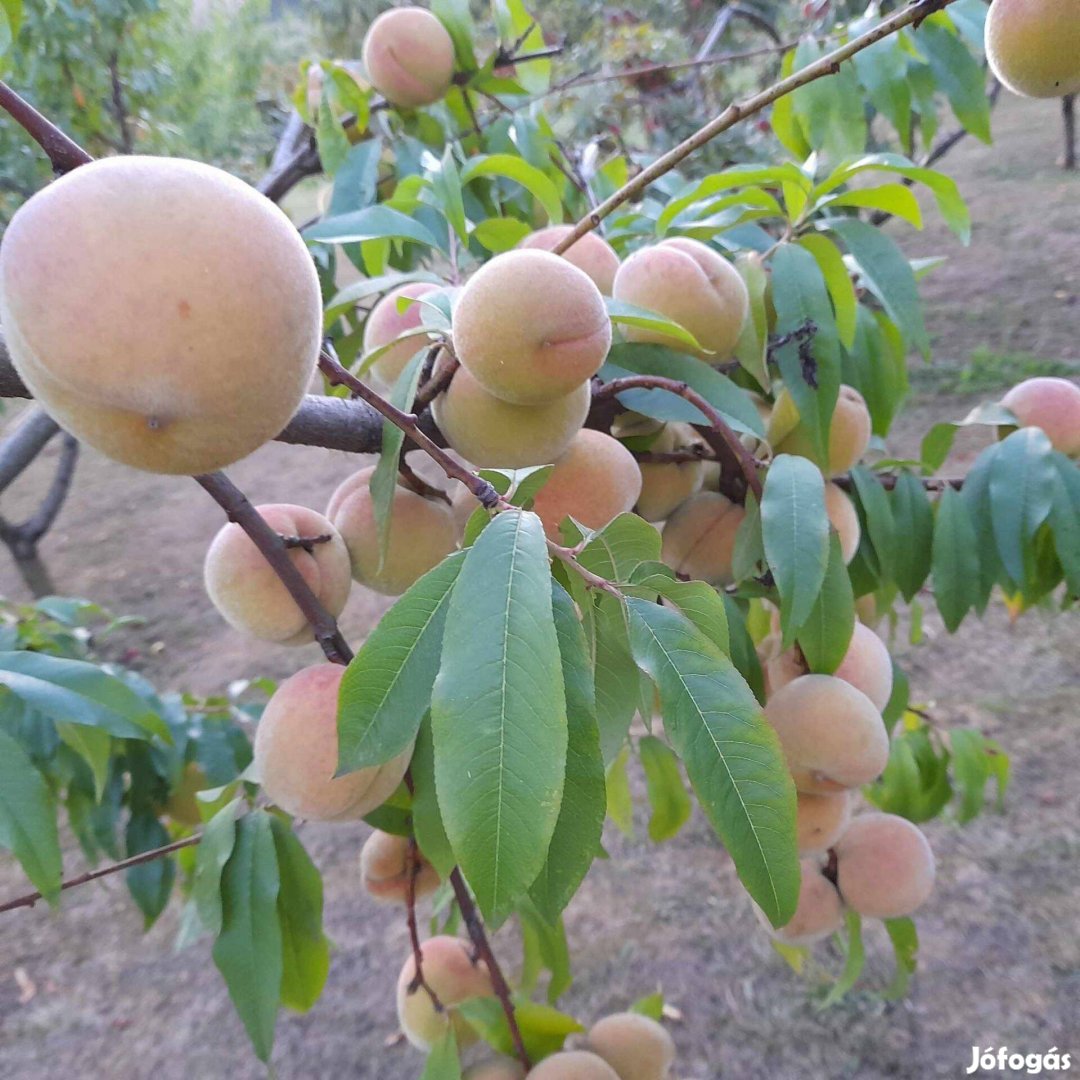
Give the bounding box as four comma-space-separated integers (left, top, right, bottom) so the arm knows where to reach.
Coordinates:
433, 0, 476, 70
411, 713, 455, 877
193, 798, 242, 935
796, 533, 855, 674
1050, 453, 1080, 594
890, 472, 935, 602
851, 467, 898, 583
529, 583, 606, 923
271, 818, 329, 1013
851, 37, 912, 151
338, 551, 466, 773
771, 51, 813, 159
304, 206, 439, 248
931, 487, 981, 632
315, 83, 350, 176
921, 423, 958, 474
1, 0, 23, 43
325, 271, 443, 322
882, 918, 919, 1000
420, 1030, 462, 1080
56, 722, 111, 802
721, 595, 767, 705
842, 306, 909, 437
820, 184, 923, 230
491, 0, 551, 93
431, 145, 468, 244
917, 18, 992, 144
605, 746, 634, 836
474, 216, 533, 252
625, 599, 799, 926
212, 812, 282, 1063
790, 39, 867, 161
459, 154, 563, 224
797, 233, 858, 349
830, 219, 929, 358
760, 455, 830, 646
633, 575, 729, 656
0, 728, 61, 903
639, 735, 692, 843
431, 511, 567, 925
605, 297, 703, 354
656, 165, 808, 235
733, 254, 772, 390
0, 652, 169, 741
821, 911, 865, 1007
591, 594, 641, 761
519, 898, 573, 1003
577, 512, 663, 583
949, 729, 992, 824
125, 812, 175, 928
629, 991, 666, 1021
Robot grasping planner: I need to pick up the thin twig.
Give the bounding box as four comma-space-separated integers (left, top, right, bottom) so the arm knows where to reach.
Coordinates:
0, 80, 93, 173
405, 836, 444, 1011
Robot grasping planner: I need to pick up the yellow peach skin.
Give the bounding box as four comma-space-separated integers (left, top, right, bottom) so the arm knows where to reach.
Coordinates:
985, 0, 1080, 98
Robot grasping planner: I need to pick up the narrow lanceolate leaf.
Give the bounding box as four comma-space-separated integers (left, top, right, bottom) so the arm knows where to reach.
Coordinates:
797, 233, 858, 349
625, 599, 799, 926
529, 583, 606, 924
420, 1030, 461, 1080
639, 736, 693, 843
125, 813, 175, 928
431, 510, 568, 926
338, 551, 466, 773
821, 911, 865, 1008
890, 471, 935, 602
851, 466, 898, 583
194, 798, 243, 935
882, 918, 919, 1000
760, 455, 830, 647
988, 428, 1057, 586
931, 487, 981, 633
631, 575, 729, 656
0, 728, 61, 903
212, 812, 283, 1063
411, 714, 455, 877
592, 593, 641, 762
56, 722, 111, 802
271, 819, 330, 1014
577, 513, 663, 583
1050, 453, 1080, 594
796, 533, 855, 675
0, 652, 169, 741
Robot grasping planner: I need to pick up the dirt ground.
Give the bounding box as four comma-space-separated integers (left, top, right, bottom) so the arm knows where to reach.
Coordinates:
1, 94, 1078, 1080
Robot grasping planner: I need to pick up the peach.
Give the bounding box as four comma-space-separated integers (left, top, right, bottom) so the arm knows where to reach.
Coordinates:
362, 7, 456, 109
527, 1052, 620, 1079
204, 504, 352, 645
433, 367, 591, 468
254, 664, 411, 821
635, 424, 705, 522
531, 429, 643, 539
760, 859, 845, 945
612, 237, 749, 360
661, 491, 746, 585
363, 282, 442, 387
771, 385, 872, 476
824, 481, 861, 564
452, 249, 612, 405
518, 225, 621, 295
796, 791, 853, 855
763, 674, 889, 794
360, 829, 441, 903
985, 0, 1080, 98
1000, 376, 1080, 456
835, 812, 936, 919
0, 156, 321, 475
587, 1013, 676, 1080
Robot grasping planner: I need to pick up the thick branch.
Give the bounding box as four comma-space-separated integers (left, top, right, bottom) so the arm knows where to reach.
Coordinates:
551, 0, 956, 255
257, 110, 323, 203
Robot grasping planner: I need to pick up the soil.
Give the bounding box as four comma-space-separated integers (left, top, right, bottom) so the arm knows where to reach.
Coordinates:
1, 93, 1079, 1080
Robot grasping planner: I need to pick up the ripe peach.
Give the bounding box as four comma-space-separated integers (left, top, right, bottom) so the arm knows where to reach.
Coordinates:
612, 237, 749, 360
771, 385, 872, 476
985, 0, 1080, 98
204, 504, 352, 645
359, 829, 441, 903
527, 1052, 620, 1079
327, 468, 458, 595
396, 936, 494, 1050
661, 491, 746, 585
835, 812, 936, 919
0, 156, 321, 475
518, 225, 621, 295
635, 424, 705, 522
531, 429, 643, 539
362, 7, 456, 109
824, 481, 861, 563
364, 282, 442, 387
1000, 376, 1080, 456
760, 859, 845, 945
452, 249, 612, 405
433, 367, 591, 468
796, 791, 853, 855
587, 1013, 676, 1080
254, 664, 411, 821
763, 675, 889, 794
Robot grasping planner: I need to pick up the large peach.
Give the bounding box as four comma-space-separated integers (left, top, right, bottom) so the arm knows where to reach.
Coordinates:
796, 791, 853, 855
518, 225, 621, 295
661, 491, 746, 585
433, 367, 591, 468
587, 1013, 675, 1080
759, 859, 845, 945
985, 0, 1080, 98
362, 7, 456, 109
452, 249, 611, 405
1000, 376, 1080, 456
0, 156, 321, 475
635, 424, 705, 522
763, 674, 889, 794
254, 664, 411, 821
527, 1052, 620, 1079
612, 237, 749, 360
364, 282, 442, 387
204, 504, 351, 645
531, 429, 643, 539
359, 829, 441, 903
771, 385, 872, 476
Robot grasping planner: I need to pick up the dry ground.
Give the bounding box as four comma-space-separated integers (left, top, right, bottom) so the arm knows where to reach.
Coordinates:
0, 93, 1078, 1080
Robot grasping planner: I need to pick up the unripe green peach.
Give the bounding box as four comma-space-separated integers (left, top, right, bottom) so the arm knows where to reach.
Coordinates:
434, 367, 591, 468
452, 249, 612, 405
327, 468, 458, 595
835, 812, 936, 919
254, 664, 411, 821
396, 936, 494, 1050
759, 859, 845, 945
362, 7, 456, 108
532, 429, 643, 540
587, 1012, 676, 1080
364, 282, 442, 387
518, 225, 621, 295
824, 481, 861, 564
164, 762, 208, 827
796, 791, 853, 855
527, 1052, 620, 1079
612, 237, 749, 360
359, 829, 441, 904
636, 424, 705, 522
204, 504, 352, 645
464, 1061, 527, 1080
763, 674, 889, 794
771, 386, 872, 476
661, 491, 746, 585
985, 0, 1080, 98
0, 156, 321, 475
1000, 377, 1080, 456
